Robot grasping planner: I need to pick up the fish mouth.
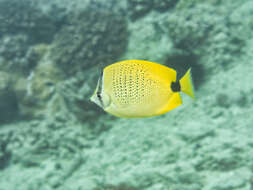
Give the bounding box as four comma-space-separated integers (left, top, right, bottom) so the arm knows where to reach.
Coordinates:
90, 94, 96, 103
89, 93, 103, 108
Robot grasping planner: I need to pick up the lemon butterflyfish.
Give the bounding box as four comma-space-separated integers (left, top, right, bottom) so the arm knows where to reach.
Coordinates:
90, 60, 195, 118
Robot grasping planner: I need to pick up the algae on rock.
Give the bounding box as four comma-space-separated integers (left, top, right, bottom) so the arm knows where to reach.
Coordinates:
19, 62, 64, 119
50, 2, 129, 76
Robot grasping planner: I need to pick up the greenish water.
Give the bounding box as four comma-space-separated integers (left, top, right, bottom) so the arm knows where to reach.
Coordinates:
0, 0, 253, 189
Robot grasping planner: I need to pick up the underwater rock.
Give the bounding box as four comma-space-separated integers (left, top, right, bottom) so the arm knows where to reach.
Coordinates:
0, 71, 12, 93
229, 1, 253, 40
215, 93, 230, 108
0, 34, 33, 74
208, 169, 250, 190
153, 0, 179, 12
55, 67, 109, 123
0, 43, 56, 122
0, 0, 66, 75
165, 4, 221, 52
27, 63, 62, 101
0, 0, 126, 122
1, 117, 98, 188
50, 1, 128, 76
16, 57, 105, 122
18, 62, 64, 118
127, 0, 179, 20
127, 0, 153, 20
163, 3, 245, 75
44, 0, 129, 121
0, 71, 18, 123
0, 34, 50, 76
1, 1, 253, 190
0, 0, 64, 43
0, 132, 12, 170
93, 183, 139, 190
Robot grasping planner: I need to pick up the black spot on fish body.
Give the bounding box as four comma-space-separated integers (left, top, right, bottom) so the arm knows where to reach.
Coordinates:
171, 81, 181, 92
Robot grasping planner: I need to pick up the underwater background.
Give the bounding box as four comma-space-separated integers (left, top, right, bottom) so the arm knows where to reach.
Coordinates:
0, 0, 253, 189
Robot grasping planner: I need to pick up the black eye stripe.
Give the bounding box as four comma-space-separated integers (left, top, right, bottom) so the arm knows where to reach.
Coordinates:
97, 70, 103, 95
97, 70, 104, 107
97, 92, 101, 99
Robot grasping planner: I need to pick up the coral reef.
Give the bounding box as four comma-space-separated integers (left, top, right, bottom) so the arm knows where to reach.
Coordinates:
93, 183, 139, 190
0, 0, 128, 121
50, 2, 128, 76
127, 0, 179, 20
0, 132, 12, 170
1, 0, 253, 190
0, 34, 35, 75
164, 3, 245, 74
153, 0, 179, 12
0, 0, 64, 43
0, 71, 18, 123
18, 62, 64, 118
127, 0, 153, 20
0, 0, 66, 75
42, 0, 129, 121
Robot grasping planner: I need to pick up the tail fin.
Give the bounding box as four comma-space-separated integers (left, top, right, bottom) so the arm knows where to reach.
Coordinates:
179, 68, 195, 99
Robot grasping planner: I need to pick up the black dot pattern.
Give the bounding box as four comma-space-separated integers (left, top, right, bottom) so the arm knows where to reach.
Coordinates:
109, 62, 163, 107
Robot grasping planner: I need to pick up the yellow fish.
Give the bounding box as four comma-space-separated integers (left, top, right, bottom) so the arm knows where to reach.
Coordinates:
90, 60, 194, 118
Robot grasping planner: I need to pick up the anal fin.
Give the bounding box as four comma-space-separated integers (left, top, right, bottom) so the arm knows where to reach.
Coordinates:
156, 93, 182, 115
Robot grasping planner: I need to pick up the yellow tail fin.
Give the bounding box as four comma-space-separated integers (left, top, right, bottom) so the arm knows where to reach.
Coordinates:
179, 68, 195, 99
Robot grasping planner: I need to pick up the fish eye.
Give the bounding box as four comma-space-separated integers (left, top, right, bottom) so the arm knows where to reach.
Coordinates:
97, 93, 101, 99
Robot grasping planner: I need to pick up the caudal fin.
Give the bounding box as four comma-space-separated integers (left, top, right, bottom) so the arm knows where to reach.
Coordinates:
179, 68, 195, 99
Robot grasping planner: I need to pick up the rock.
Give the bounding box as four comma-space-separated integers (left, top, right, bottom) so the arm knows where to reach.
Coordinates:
19, 62, 64, 119
0, 132, 12, 170
0, 0, 64, 43
50, 1, 128, 76
153, 0, 179, 12
127, 0, 179, 20
0, 0, 66, 75
162, 3, 245, 82
127, 0, 153, 20
0, 71, 18, 123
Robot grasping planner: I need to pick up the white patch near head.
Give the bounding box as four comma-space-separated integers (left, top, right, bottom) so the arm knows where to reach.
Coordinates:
90, 72, 111, 109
